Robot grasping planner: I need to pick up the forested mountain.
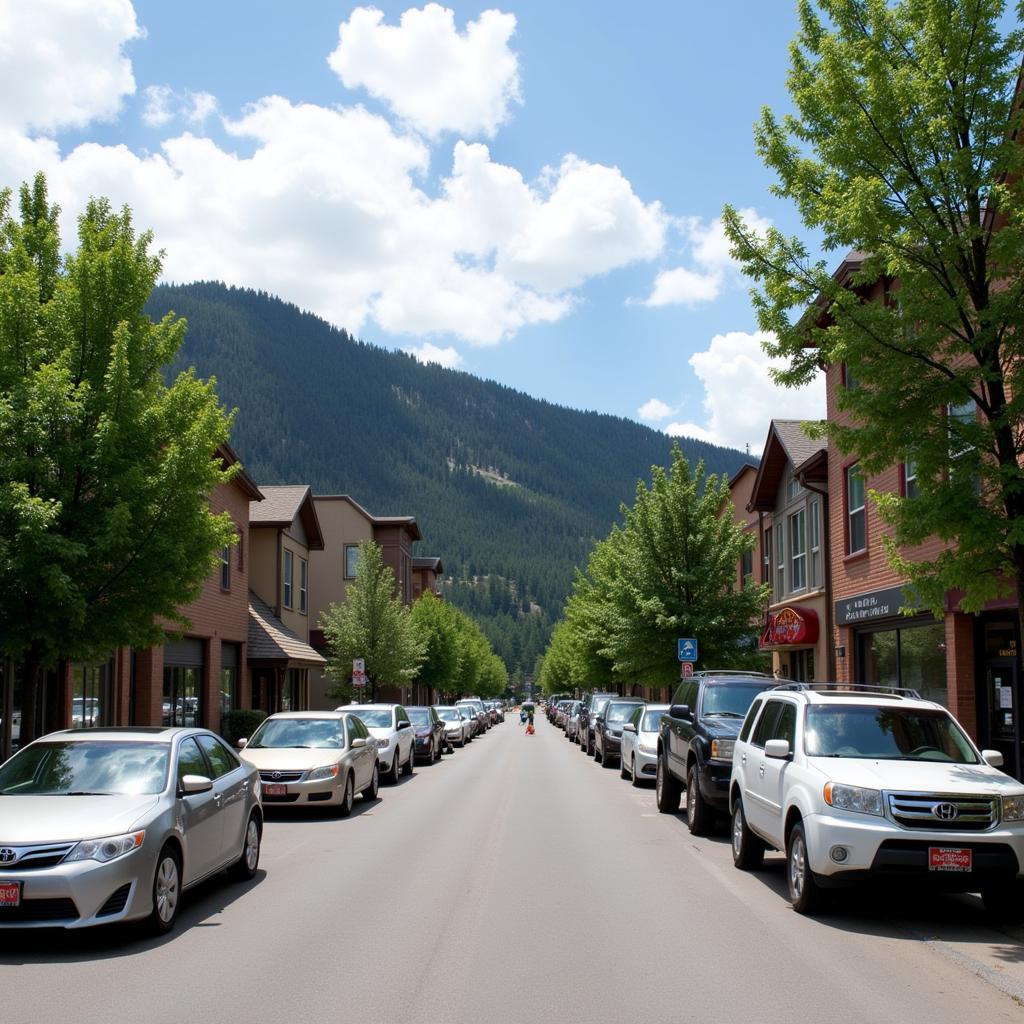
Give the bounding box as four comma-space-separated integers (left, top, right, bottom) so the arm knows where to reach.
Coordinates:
147, 282, 752, 682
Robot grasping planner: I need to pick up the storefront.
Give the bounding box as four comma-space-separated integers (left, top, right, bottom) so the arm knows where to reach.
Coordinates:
760, 603, 829, 682
163, 638, 205, 727
974, 613, 1022, 778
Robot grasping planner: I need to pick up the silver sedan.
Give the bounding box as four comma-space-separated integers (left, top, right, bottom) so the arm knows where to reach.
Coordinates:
618, 705, 669, 786
0, 726, 262, 933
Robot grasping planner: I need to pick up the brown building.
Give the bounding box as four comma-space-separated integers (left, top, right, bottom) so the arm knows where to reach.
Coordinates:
412, 556, 444, 600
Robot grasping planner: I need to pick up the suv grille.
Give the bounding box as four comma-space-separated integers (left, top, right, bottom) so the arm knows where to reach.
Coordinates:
886, 792, 998, 832
258, 770, 305, 783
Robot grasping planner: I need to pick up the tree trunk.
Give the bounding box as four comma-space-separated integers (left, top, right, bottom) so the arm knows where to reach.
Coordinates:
18, 642, 45, 746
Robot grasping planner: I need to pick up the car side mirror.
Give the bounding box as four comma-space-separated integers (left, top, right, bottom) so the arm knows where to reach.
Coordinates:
765, 739, 791, 760
670, 704, 690, 720
180, 774, 213, 795
982, 749, 1004, 768
351, 738, 367, 749
235, 737, 248, 749
397, 721, 411, 730
622, 723, 636, 733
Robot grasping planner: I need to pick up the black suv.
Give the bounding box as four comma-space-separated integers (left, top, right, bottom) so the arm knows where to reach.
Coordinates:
578, 692, 617, 756
593, 698, 646, 768
656, 671, 778, 834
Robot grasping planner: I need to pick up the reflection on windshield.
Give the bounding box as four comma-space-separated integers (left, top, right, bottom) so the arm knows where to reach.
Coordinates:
435, 709, 461, 722
641, 711, 665, 732
702, 684, 770, 718
250, 718, 345, 749
351, 710, 395, 729
0, 742, 169, 795
805, 706, 978, 762
406, 709, 431, 726
607, 703, 644, 724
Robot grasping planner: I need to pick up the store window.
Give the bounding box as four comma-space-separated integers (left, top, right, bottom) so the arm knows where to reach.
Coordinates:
163, 666, 201, 726
846, 464, 866, 554
857, 620, 947, 705
221, 643, 239, 716
72, 661, 111, 729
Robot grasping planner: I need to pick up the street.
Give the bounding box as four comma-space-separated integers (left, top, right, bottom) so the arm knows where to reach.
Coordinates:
4, 719, 1024, 1023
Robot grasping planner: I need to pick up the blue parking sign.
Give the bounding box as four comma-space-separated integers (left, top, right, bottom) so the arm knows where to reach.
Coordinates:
677, 638, 698, 662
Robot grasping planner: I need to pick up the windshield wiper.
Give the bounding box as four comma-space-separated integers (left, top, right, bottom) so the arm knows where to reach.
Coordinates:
64, 791, 113, 796
705, 711, 744, 718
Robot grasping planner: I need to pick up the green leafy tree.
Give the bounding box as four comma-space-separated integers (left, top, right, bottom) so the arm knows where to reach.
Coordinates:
543, 445, 769, 689
320, 540, 423, 701
0, 174, 236, 742
410, 592, 462, 696
724, 0, 1024, 630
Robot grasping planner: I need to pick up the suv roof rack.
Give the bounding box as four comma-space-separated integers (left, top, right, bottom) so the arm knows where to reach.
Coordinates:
771, 682, 922, 699
693, 670, 775, 679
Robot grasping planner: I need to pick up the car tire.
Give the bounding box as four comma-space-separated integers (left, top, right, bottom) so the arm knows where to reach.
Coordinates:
388, 751, 402, 785
403, 745, 415, 776
982, 880, 1024, 922
147, 844, 182, 935
229, 812, 262, 881
362, 762, 379, 801
686, 765, 712, 836
630, 755, 643, 788
731, 799, 764, 870
338, 773, 354, 817
787, 821, 824, 914
655, 754, 682, 814
620, 756, 630, 780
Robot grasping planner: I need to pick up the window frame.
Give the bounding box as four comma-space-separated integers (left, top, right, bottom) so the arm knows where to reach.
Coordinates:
283, 548, 294, 610
809, 497, 821, 589
762, 527, 772, 585
845, 463, 867, 555
789, 507, 807, 592
299, 556, 308, 615
344, 544, 360, 580
775, 526, 785, 598
220, 545, 231, 592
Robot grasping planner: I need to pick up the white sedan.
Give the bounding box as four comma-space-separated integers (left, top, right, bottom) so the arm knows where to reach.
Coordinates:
619, 704, 668, 786
336, 704, 415, 784
435, 706, 473, 747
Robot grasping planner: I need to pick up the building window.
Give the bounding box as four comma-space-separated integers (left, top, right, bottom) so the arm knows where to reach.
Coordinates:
809, 498, 821, 589
220, 545, 231, 591
72, 661, 110, 729
857, 621, 947, 705
903, 460, 918, 499
843, 363, 859, 390
344, 544, 360, 579
846, 464, 866, 554
948, 399, 979, 491
299, 557, 308, 614
740, 548, 753, 584
763, 527, 772, 585
283, 548, 294, 609
163, 666, 200, 727
789, 508, 806, 591
775, 528, 785, 599
221, 643, 239, 717
786, 476, 800, 502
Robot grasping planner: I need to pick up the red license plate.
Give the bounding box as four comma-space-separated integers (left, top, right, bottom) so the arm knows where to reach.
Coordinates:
263, 783, 287, 797
0, 882, 22, 907
929, 847, 972, 872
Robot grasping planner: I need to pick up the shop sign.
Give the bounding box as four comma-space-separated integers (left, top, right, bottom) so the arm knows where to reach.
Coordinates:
760, 606, 819, 648
834, 585, 917, 626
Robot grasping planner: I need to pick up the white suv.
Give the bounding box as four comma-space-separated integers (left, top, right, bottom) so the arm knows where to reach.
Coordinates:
729, 684, 1024, 916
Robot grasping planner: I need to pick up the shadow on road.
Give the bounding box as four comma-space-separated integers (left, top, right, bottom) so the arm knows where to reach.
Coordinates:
0, 868, 267, 965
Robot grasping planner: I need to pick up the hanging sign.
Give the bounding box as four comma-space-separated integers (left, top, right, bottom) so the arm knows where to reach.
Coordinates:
760, 606, 819, 648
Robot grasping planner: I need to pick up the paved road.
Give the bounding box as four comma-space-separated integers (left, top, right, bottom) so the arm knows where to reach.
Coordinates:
5, 718, 1024, 1022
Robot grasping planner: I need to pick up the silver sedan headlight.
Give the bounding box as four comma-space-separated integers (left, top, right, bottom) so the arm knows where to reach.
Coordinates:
65, 830, 146, 863
306, 764, 341, 782
638, 742, 657, 755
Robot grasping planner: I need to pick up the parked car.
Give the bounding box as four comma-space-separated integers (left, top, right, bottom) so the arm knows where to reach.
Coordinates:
579, 693, 618, 756
730, 683, 1024, 918
457, 699, 489, 734
336, 704, 415, 784
238, 711, 378, 814
0, 726, 261, 933
657, 671, 778, 835
565, 701, 582, 741
436, 706, 473, 747
547, 694, 571, 723
407, 706, 447, 762
619, 704, 668, 785
593, 698, 646, 768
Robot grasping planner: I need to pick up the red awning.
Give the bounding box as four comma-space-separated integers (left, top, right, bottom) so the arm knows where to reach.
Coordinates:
760, 606, 819, 648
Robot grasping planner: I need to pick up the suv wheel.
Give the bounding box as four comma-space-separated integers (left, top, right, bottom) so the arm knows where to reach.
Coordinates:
686, 765, 712, 836
787, 821, 824, 914
731, 799, 764, 870
655, 754, 681, 813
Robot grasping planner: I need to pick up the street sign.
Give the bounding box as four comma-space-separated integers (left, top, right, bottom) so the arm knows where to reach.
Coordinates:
352, 672, 367, 689
677, 638, 698, 662
353, 658, 365, 675
681, 662, 694, 678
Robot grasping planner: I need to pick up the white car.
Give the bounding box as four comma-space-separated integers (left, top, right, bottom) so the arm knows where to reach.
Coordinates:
729, 684, 1024, 917
336, 704, 414, 784
435, 706, 473, 747
238, 711, 379, 816
619, 704, 668, 786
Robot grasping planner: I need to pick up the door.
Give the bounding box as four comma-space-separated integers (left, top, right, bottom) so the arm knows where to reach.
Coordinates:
349, 717, 372, 789
742, 700, 785, 839
747, 702, 796, 849
176, 736, 224, 883
668, 681, 698, 771
985, 660, 1019, 779
198, 734, 250, 865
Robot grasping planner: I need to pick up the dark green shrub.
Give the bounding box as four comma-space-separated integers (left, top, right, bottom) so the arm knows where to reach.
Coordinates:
220, 708, 267, 746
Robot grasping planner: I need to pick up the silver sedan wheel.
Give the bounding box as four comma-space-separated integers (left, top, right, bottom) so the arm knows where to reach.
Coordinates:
244, 818, 260, 872
155, 854, 179, 924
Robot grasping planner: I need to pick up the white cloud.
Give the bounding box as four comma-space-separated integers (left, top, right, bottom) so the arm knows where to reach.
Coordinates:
329, 4, 521, 139
142, 85, 174, 127
667, 330, 825, 451
0, 0, 139, 134
185, 91, 218, 125
638, 397, 673, 421
403, 342, 463, 368
642, 207, 771, 309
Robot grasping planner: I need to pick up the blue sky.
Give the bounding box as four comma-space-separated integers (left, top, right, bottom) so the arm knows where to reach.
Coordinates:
0, 1, 828, 452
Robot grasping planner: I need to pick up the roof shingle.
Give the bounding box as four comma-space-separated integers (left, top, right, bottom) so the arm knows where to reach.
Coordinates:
248, 591, 326, 667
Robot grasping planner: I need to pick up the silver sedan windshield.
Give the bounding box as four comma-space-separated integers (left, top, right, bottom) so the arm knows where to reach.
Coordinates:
0, 741, 169, 795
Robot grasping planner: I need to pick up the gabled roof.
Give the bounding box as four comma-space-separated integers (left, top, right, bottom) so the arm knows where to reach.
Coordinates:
250, 485, 324, 549
314, 494, 422, 542
728, 463, 759, 490
216, 443, 263, 502
413, 556, 443, 573
247, 591, 326, 667
748, 420, 827, 512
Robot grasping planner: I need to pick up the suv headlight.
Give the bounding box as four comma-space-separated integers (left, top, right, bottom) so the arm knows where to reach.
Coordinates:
710, 739, 735, 762
306, 764, 341, 782
823, 782, 883, 816
1003, 795, 1024, 821
65, 831, 146, 863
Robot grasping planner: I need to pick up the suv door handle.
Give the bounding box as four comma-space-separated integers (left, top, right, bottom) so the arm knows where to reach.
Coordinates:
741, 754, 746, 765
758, 764, 765, 778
